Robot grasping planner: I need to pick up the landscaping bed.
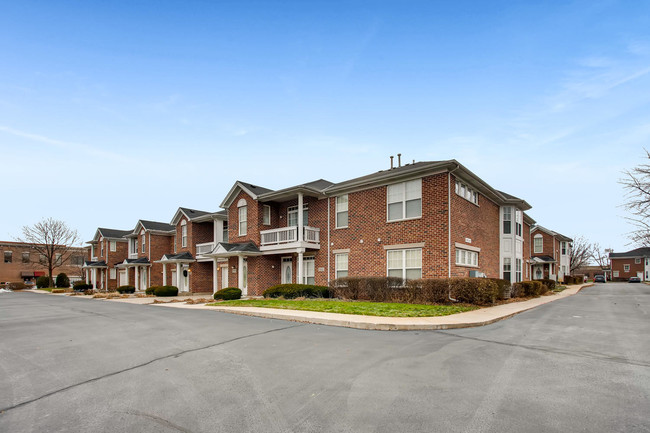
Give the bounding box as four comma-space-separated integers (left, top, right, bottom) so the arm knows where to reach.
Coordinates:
209, 298, 478, 317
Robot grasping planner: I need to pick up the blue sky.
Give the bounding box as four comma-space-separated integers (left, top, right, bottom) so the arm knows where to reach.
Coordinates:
1, 0, 649, 253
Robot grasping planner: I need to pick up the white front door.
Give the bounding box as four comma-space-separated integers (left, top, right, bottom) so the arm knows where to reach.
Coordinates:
119, 270, 127, 286
171, 270, 177, 287
140, 269, 147, 290
221, 265, 228, 289
182, 268, 189, 291
281, 258, 292, 284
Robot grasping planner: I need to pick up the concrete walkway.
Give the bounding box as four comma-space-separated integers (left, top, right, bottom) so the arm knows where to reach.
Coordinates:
26, 284, 591, 331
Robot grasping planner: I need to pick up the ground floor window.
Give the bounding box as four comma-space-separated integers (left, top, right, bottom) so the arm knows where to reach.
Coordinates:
503, 258, 511, 281
516, 259, 522, 282
387, 248, 422, 280
456, 248, 478, 267
109, 268, 116, 279
613, 270, 619, 277
303, 256, 315, 284
335, 253, 348, 279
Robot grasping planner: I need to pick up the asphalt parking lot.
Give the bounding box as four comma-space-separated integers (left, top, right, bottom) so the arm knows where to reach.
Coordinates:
1, 283, 649, 432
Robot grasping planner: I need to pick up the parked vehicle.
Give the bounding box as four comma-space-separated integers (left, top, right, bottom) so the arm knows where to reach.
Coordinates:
629, 276, 641, 283
594, 275, 606, 283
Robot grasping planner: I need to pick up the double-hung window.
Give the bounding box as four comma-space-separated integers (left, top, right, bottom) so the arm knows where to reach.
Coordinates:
503, 207, 512, 234
624, 264, 630, 272
239, 206, 247, 236
335, 253, 348, 279
635, 258, 641, 264
503, 258, 512, 281
303, 257, 315, 284
222, 221, 229, 242
141, 234, 146, 253
181, 222, 187, 248
22, 252, 30, 263
336, 195, 348, 228
456, 248, 478, 267
387, 248, 422, 280
387, 179, 421, 221
100, 242, 104, 257
263, 205, 271, 225
516, 259, 522, 282
534, 235, 543, 253
4, 251, 12, 263
455, 180, 479, 205
110, 241, 116, 252
515, 210, 522, 236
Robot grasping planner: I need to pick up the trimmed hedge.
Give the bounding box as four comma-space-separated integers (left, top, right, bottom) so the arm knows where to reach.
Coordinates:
8, 282, 26, 290
329, 277, 502, 306
145, 286, 159, 295
36, 276, 51, 288
564, 275, 584, 285
511, 281, 545, 298
214, 287, 242, 300
73, 281, 93, 291
488, 278, 512, 300
51, 288, 65, 293
116, 285, 136, 294
263, 284, 330, 299
55, 273, 70, 288
153, 285, 178, 297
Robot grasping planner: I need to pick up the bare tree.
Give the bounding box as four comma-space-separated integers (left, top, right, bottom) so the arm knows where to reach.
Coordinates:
621, 150, 650, 246
591, 243, 611, 272
15, 218, 80, 287
570, 236, 593, 273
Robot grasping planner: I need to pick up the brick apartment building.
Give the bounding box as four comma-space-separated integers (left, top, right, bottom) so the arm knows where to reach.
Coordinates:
1, 241, 87, 285
83, 228, 131, 290
208, 159, 535, 296
610, 247, 650, 281
530, 226, 572, 282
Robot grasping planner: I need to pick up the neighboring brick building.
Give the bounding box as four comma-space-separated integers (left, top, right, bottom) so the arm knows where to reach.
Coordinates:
210, 160, 534, 296
1, 241, 87, 285
530, 226, 572, 282
610, 247, 650, 281
83, 228, 131, 290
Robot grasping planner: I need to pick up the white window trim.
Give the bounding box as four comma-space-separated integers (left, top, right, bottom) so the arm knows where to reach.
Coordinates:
110, 241, 116, 252
287, 204, 308, 227
110, 268, 117, 279
335, 253, 348, 279
624, 264, 630, 272
302, 256, 315, 284
386, 248, 422, 280
635, 258, 641, 264
384, 242, 426, 250
534, 234, 543, 254
454, 242, 480, 253
454, 180, 479, 205
238, 205, 248, 236
387, 179, 422, 222
455, 248, 479, 268
335, 195, 349, 229
181, 221, 188, 248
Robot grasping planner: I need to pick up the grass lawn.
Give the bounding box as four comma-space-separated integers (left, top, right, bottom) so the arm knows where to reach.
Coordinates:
208, 298, 478, 317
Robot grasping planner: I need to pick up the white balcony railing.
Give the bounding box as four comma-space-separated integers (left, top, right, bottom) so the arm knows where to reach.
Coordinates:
196, 242, 216, 256
91, 256, 98, 262
128, 253, 138, 259
260, 226, 320, 246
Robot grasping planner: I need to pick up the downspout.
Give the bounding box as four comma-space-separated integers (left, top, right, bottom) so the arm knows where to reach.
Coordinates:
448, 163, 460, 302
327, 196, 331, 285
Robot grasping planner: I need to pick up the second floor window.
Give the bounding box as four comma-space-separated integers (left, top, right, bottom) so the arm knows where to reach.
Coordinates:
561, 242, 567, 255
22, 252, 30, 263
4, 251, 12, 263
387, 179, 421, 221
100, 242, 104, 257
534, 235, 543, 253
515, 210, 522, 236
288, 205, 308, 227
263, 205, 271, 225
181, 222, 187, 248
503, 207, 512, 234
239, 206, 247, 236
222, 221, 229, 242
110, 241, 116, 252
142, 235, 146, 253
336, 195, 348, 228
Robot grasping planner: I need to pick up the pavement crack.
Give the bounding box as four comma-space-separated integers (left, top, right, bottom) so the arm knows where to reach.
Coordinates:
0, 323, 304, 414
436, 331, 650, 368
121, 410, 194, 433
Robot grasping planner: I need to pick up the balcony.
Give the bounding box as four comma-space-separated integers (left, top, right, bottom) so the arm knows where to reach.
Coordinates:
195, 242, 216, 260
91, 256, 98, 262
128, 253, 138, 259
260, 226, 320, 251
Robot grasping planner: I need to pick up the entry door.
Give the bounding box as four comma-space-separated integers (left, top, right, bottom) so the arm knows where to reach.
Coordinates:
119, 270, 127, 286
140, 269, 147, 290
281, 258, 292, 284
171, 270, 177, 287
221, 265, 228, 289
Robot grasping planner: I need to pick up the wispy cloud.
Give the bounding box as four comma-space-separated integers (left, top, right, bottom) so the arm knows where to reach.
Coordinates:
0, 125, 131, 162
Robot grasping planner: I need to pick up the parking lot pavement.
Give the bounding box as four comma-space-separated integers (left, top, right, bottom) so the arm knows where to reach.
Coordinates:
0, 283, 648, 432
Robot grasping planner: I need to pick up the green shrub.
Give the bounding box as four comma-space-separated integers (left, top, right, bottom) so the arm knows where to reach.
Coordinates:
404, 279, 451, 304
73, 282, 93, 291
264, 284, 330, 299
145, 286, 160, 295
449, 278, 500, 305
214, 287, 242, 300
539, 278, 556, 292
153, 285, 178, 297
488, 278, 512, 300
511, 281, 545, 298
36, 276, 51, 288
55, 273, 70, 288
116, 285, 136, 294
328, 277, 403, 301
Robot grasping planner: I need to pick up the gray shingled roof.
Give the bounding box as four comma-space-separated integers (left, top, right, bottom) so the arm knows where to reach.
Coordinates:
125, 257, 151, 264
609, 247, 650, 258
218, 241, 261, 253
179, 208, 211, 219
83, 260, 107, 268
140, 220, 175, 232
98, 228, 131, 239
162, 252, 195, 261
532, 225, 572, 242
239, 181, 273, 195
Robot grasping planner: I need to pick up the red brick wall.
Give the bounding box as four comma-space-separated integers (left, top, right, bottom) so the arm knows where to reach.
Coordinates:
328, 173, 450, 281
102, 239, 128, 290
229, 191, 262, 245
189, 261, 213, 293
611, 258, 644, 278
449, 174, 500, 278
147, 233, 173, 287
0, 242, 87, 284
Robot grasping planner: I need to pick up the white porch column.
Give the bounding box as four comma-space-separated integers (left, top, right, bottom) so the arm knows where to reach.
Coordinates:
238, 255, 245, 295
92, 269, 97, 288
85, 269, 89, 284
176, 263, 182, 291
298, 249, 304, 285
162, 263, 167, 285
125, 267, 129, 285
298, 192, 304, 242
213, 260, 218, 293
134, 266, 139, 290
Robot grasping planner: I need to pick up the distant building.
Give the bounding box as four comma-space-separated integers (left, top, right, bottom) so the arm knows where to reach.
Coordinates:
609, 247, 650, 281
0, 241, 88, 285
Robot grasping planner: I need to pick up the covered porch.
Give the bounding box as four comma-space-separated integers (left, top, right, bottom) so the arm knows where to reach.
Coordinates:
116, 258, 151, 291
83, 260, 108, 290
531, 256, 556, 281
157, 252, 195, 293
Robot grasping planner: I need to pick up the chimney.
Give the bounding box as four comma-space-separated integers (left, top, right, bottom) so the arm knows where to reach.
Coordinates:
390, 156, 394, 169
397, 153, 402, 167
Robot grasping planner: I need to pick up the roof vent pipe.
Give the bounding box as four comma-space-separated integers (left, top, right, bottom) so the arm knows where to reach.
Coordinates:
390, 156, 394, 169
398, 153, 402, 167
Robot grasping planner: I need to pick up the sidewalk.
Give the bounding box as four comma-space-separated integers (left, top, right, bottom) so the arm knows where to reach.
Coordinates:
152, 284, 591, 331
